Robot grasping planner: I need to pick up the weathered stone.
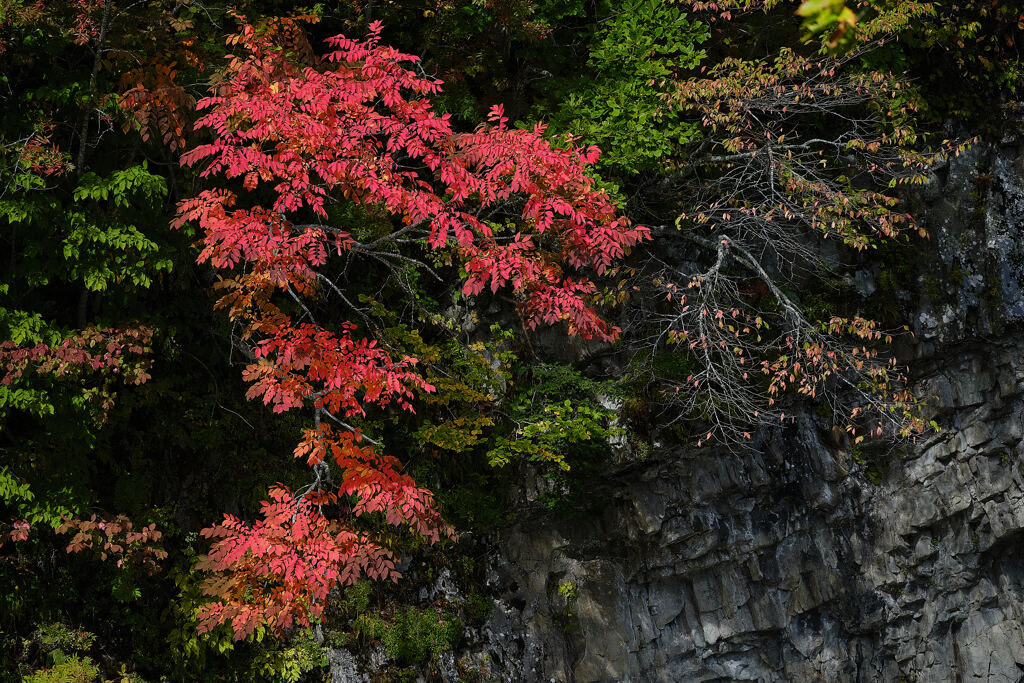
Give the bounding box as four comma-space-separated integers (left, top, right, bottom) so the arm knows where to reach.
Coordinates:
327, 648, 369, 683
335, 128, 1024, 683
449, 326, 1024, 681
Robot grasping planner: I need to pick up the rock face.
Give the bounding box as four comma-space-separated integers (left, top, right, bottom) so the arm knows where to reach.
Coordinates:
432, 138, 1024, 681
328, 136, 1024, 681
472, 343, 1024, 682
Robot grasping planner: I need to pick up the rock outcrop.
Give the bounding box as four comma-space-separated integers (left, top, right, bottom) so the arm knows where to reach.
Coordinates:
330, 134, 1024, 682
429, 136, 1024, 682
470, 340, 1024, 681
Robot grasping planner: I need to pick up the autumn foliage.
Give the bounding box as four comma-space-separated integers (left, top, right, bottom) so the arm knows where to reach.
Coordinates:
174, 15, 646, 639
58, 514, 167, 574
196, 486, 403, 639
3, 2, 987, 674
0, 326, 152, 386
0, 326, 153, 418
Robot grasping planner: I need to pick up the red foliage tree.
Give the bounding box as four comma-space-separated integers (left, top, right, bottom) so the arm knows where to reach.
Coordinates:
174, 15, 646, 639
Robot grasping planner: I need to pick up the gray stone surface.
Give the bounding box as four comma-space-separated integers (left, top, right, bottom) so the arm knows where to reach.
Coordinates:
331, 133, 1024, 682
327, 647, 368, 683
459, 336, 1024, 681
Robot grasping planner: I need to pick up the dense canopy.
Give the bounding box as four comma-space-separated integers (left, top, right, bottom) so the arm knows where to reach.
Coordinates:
0, 0, 1017, 680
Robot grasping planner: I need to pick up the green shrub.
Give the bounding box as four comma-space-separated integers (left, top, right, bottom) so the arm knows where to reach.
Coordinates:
23, 656, 99, 683
464, 594, 493, 624
355, 607, 463, 666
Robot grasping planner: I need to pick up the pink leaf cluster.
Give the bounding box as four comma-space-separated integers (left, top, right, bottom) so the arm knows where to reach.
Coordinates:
197, 486, 403, 640
0, 519, 31, 548
58, 514, 167, 573
0, 326, 154, 417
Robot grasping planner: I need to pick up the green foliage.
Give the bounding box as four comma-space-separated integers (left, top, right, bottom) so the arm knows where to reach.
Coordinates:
37, 623, 97, 660
0, 306, 59, 346
485, 398, 618, 471
797, 0, 857, 51
849, 446, 888, 486
463, 593, 493, 625
0, 144, 171, 510
248, 629, 327, 683
164, 559, 241, 669
0, 467, 32, 508
557, 579, 578, 603
1, 155, 170, 294
546, 0, 708, 174
486, 363, 621, 472
18, 623, 100, 683
0, 468, 76, 529
339, 579, 374, 617
355, 607, 463, 666
553, 579, 580, 633
22, 656, 99, 683
65, 164, 171, 292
